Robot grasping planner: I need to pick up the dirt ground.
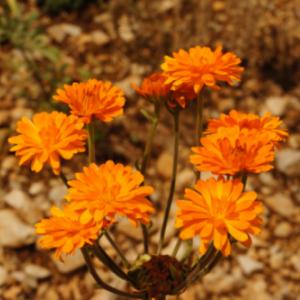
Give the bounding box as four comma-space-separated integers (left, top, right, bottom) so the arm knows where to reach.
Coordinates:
0, 0, 300, 299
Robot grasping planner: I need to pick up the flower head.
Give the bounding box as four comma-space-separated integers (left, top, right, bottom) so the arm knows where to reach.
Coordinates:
176, 177, 263, 256
161, 45, 244, 94
54, 79, 125, 124
132, 72, 170, 101
190, 127, 274, 175
8, 111, 87, 175
36, 206, 101, 259
206, 110, 288, 146
66, 161, 155, 227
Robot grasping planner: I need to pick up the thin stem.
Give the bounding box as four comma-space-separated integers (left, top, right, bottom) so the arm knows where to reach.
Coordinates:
105, 231, 130, 268
87, 122, 96, 164
93, 242, 130, 282
81, 248, 145, 299
157, 110, 180, 254
241, 174, 248, 188
195, 93, 204, 145
59, 172, 68, 187
172, 238, 182, 258
140, 105, 160, 254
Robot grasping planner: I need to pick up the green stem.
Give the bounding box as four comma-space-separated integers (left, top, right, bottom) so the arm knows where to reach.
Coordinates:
140, 106, 160, 254
81, 248, 145, 299
172, 238, 182, 258
196, 93, 204, 145
105, 231, 130, 268
157, 110, 180, 254
93, 242, 129, 281
59, 172, 68, 187
87, 122, 96, 164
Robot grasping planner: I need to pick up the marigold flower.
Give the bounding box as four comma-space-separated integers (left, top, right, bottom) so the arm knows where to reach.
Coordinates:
132, 72, 170, 101
161, 45, 244, 94
66, 161, 155, 227
54, 79, 125, 124
206, 110, 288, 146
176, 177, 263, 256
190, 127, 275, 175
8, 111, 87, 175
36, 206, 101, 259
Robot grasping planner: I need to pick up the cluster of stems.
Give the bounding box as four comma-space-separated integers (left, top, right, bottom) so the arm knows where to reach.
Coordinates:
58, 95, 244, 300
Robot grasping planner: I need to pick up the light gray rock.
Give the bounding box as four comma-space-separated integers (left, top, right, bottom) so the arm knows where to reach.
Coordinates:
156, 152, 173, 179
274, 222, 292, 238
276, 149, 300, 176
53, 250, 85, 274
4, 190, 42, 224
0, 266, 8, 286
264, 96, 288, 116
29, 182, 45, 195
24, 264, 51, 280
237, 255, 263, 275
48, 184, 67, 206
47, 23, 82, 43
265, 193, 295, 217
0, 209, 35, 247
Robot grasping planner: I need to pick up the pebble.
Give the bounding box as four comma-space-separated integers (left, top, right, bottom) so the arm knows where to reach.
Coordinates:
265, 193, 295, 217
24, 264, 51, 280
4, 189, 42, 224
47, 23, 82, 43
176, 169, 195, 191
52, 250, 85, 274
156, 151, 173, 178
0, 266, 8, 286
258, 173, 277, 187
90, 30, 110, 46
48, 184, 67, 205
237, 255, 263, 275
290, 254, 300, 272
274, 222, 292, 238
269, 252, 284, 269
29, 182, 45, 195
0, 209, 35, 247
264, 96, 288, 115
276, 149, 300, 176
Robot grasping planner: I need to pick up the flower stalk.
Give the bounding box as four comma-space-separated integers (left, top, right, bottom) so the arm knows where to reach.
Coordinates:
87, 122, 96, 164
157, 108, 180, 254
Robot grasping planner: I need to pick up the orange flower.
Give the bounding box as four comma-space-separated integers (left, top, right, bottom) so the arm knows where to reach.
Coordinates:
206, 110, 288, 146
176, 177, 263, 256
8, 112, 87, 175
54, 79, 125, 124
190, 127, 274, 175
66, 161, 155, 227
36, 206, 101, 259
169, 84, 197, 108
161, 45, 244, 94
132, 72, 170, 101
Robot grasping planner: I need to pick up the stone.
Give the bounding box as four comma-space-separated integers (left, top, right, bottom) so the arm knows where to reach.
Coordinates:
4, 190, 42, 224
29, 182, 45, 195
0, 156, 16, 174
24, 264, 51, 280
269, 252, 284, 269
53, 250, 85, 274
0, 266, 8, 286
90, 30, 110, 46
176, 169, 195, 191
156, 152, 173, 178
265, 193, 295, 217
0, 209, 35, 247
212, 1, 225, 11
258, 173, 277, 187
47, 23, 82, 43
118, 15, 134, 42
291, 254, 300, 272
237, 255, 263, 275
48, 184, 67, 205
276, 149, 300, 176
264, 96, 288, 115
274, 222, 292, 238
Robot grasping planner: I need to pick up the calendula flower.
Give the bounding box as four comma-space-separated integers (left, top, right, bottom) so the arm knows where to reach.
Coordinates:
190, 127, 274, 175
169, 84, 197, 108
8, 112, 87, 175
206, 110, 288, 146
176, 177, 263, 256
54, 79, 125, 124
66, 161, 155, 227
36, 206, 101, 259
132, 72, 170, 101
161, 45, 244, 94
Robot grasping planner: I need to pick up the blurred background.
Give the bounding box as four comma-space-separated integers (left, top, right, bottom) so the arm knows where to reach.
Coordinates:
0, 0, 300, 299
